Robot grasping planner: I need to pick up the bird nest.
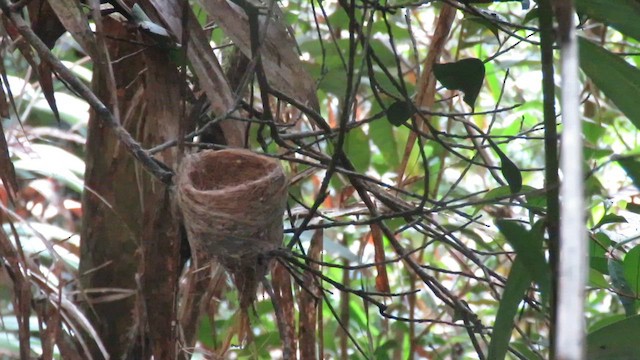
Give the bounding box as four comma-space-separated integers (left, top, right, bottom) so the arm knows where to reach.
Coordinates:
175, 149, 288, 308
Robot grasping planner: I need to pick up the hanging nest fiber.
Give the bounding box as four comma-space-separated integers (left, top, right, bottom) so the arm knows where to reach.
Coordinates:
176, 149, 288, 309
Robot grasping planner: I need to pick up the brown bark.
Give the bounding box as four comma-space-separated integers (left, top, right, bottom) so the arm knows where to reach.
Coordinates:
79, 15, 188, 359
79, 17, 145, 359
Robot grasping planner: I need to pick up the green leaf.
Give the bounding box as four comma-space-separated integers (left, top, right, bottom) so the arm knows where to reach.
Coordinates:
522, 7, 539, 24
464, 17, 500, 44
626, 202, 640, 215
590, 256, 609, 275
609, 259, 637, 316
488, 139, 522, 194
496, 220, 550, 303
197, 316, 215, 348
579, 38, 640, 131
587, 315, 640, 358
386, 101, 415, 127
576, 0, 640, 41
590, 232, 612, 259
624, 245, 640, 297
486, 257, 532, 360
433, 58, 485, 109
593, 213, 628, 230
616, 156, 640, 190
589, 268, 610, 288
370, 108, 401, 167
344, 127, 371, 172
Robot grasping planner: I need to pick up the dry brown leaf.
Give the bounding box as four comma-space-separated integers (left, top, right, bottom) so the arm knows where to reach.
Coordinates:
299, 228, 322, 360
0, 75, 9, 118
38, 62, 61, 123
199, 0, 320, 111
147, 0, 246, 146
28, 1, 66, 49
0, 119, 18, 203
371, 224, 391, 293
47, 0, 98, 58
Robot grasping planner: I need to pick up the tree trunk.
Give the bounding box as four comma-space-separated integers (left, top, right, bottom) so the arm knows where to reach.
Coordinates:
79, 15, 188, 358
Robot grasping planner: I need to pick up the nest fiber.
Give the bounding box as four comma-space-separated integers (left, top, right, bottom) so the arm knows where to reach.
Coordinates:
176, 149, 288, 307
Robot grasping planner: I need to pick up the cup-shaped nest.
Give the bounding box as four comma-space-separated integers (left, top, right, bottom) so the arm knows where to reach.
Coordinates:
176, 149, 288, 308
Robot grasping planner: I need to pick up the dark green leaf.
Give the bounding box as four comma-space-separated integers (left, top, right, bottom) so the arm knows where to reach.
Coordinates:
589, 314, 627, 333
590, 232, 612, 259
616, 156, 640, 190
496, 220, 551, 303
587, 315, 640, 358
386, 101, 415, 127
624, 245, 640, 298
593, 213, 628, 230
522, 7, 539, 24
579, 38, 640, 131
523, 186, 546, 211
626, 202, 640, 215
590, 256, 609, 275
609, 259, 637, 316
488, 139, 522, 194
433, 58, 485, 109
487, 257, 531, 360
465, 17, 500, 44
576, 0, 640, 41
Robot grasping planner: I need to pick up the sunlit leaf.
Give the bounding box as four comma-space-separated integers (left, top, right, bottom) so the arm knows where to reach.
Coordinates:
433, 58, 485, 109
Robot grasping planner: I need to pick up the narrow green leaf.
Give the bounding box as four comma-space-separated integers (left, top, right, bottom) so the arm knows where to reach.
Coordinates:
496, 220, 550, 303
587, 315, 640, 358
488, 139, 522, 194
576, 0, 640, 41
386, 101, 415, 127
487, 258, 531, 360
624, 245, 640, 298
579, 38, 640, 131
433, 58, 485, 109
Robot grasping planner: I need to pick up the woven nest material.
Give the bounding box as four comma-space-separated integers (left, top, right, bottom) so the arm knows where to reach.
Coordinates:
176, 149, 288, 308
